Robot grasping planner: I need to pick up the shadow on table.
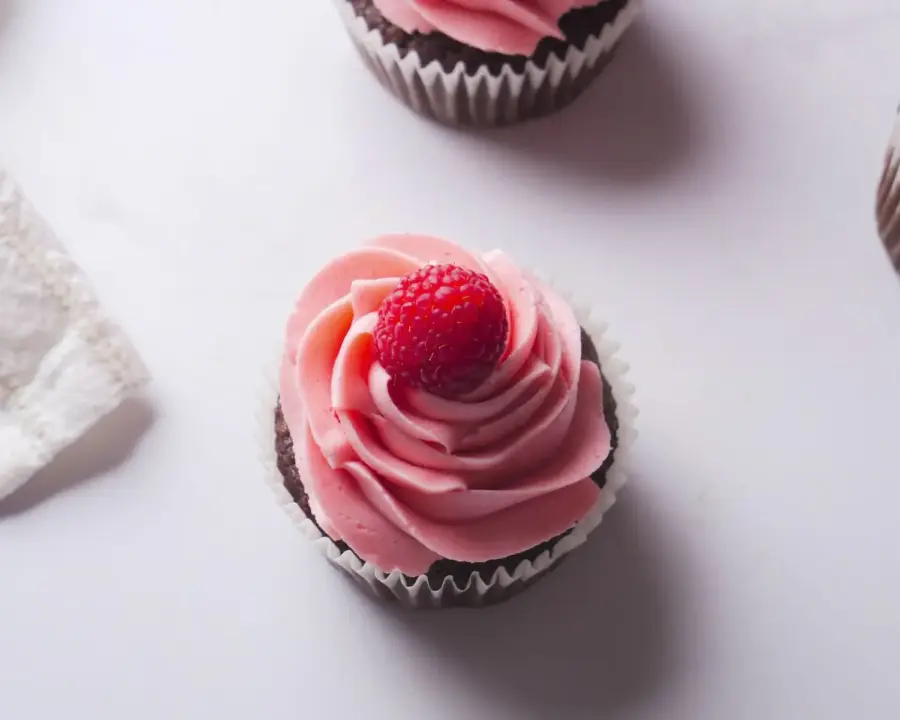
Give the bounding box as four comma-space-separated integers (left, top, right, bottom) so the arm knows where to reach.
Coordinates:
0, 398, 156, 516
478, 19, 711, 188
0, 0, 15, 40
374, 483, 687, 719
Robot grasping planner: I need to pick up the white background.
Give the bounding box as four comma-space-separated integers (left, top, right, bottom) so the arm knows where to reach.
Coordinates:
2, 0, 900, 718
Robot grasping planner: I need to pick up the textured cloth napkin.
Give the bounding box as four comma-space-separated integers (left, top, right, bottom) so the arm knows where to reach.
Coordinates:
0, 170, 149, 501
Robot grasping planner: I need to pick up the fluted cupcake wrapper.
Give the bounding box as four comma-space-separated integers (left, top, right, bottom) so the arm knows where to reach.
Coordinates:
335, 0, 643, 128
258, 284, 638, 609
877, 106, 900, 272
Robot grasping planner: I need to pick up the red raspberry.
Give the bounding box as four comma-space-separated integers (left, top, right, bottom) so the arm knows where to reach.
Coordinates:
374, 264, 509, 398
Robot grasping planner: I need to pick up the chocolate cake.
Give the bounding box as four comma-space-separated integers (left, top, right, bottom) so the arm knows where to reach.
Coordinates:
348, 0, 633, 74
274, 327, 619, 593
338, 0, 640, 126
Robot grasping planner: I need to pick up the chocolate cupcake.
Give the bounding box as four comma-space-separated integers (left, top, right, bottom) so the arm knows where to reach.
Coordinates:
261, 234, 637, 608
336, 0, 643, 127
877, 105, 900, 272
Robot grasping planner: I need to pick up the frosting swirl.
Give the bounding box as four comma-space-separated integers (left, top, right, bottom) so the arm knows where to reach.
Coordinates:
372, 0, 600, 56
279, 235, 612, 575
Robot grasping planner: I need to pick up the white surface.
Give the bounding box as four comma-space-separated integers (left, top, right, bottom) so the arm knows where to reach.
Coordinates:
1, 0, 899, 718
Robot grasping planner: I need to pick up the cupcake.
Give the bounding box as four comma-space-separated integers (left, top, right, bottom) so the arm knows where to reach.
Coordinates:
337, 0, 643, 127
263, 234, 636, 608
877, 105, 900, 272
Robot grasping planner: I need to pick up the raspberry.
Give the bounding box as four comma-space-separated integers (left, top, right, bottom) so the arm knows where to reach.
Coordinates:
374, 264, 509, 398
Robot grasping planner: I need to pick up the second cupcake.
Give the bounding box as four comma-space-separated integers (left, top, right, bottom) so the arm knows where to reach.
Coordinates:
877, 105, 900, 272
337, 0, 643, 127
263, 234, 637, 608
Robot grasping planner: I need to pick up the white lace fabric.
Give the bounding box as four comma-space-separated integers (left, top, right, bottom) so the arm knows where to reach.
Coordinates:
0, 170, 149, 501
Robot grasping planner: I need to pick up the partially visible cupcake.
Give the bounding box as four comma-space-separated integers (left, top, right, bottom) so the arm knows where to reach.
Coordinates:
337, 0, 643, 127
877, 106, 900, 272
263, 234, 637, 608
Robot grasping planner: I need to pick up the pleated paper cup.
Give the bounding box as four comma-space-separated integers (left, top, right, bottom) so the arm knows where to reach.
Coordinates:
336, 0, 643, 128
259, 291, 637, 609
877, 106, 900, 272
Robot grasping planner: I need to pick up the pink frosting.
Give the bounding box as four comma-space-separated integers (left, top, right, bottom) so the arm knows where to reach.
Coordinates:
372, 0, 600, 56
279, 235, 612, 575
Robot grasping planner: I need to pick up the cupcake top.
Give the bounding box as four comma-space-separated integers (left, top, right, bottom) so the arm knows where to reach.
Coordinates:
373, 0, 600, 55
279, 234, 612, 575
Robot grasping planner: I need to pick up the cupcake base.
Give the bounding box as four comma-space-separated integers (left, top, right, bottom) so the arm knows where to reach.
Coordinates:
877, 108, 900, 272
337, 0, 643, 128
268, 326, 633, 608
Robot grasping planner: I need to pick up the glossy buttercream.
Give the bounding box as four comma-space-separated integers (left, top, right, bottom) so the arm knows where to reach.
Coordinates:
279, 235, 612, 575
372, 0, 601, 56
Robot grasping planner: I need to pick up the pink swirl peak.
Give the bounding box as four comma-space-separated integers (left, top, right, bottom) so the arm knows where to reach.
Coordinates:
279, 235, 612, 575
372, 0, 601, 56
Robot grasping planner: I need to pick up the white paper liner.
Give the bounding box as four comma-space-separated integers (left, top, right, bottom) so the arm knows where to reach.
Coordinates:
877, 106, 900, 272
336, 0, 643, 127
258, 286, 638, 609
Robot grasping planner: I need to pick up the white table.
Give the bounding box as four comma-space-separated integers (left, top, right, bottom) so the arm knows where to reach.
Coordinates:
2, 1, 900, 718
